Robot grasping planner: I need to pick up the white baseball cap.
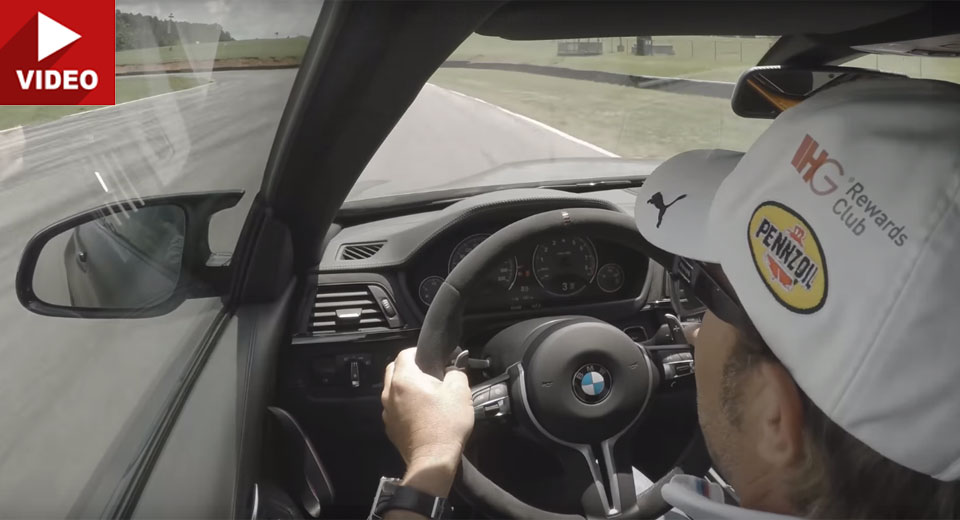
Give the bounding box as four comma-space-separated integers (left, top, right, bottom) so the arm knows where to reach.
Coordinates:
635, 77, 960, 481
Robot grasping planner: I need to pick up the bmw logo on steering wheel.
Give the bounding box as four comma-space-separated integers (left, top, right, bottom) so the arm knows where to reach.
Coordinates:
572, 364, 612, 404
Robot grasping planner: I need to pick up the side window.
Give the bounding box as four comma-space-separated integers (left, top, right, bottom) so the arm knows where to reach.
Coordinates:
0, 1, 323, 516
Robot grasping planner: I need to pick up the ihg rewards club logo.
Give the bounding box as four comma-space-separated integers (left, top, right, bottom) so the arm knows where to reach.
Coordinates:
0, 2, 114, 105
790, 134, 908, 247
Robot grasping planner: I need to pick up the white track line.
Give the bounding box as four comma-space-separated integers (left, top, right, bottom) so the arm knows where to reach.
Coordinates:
428, 83, 620, 158
93, 171, 109, 192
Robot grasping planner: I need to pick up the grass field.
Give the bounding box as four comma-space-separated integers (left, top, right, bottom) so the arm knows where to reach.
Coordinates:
449, 34, 776, 82
113, 34, 960, 85
115, 37, 309, 66
432, 35, 772, 159
114, 34, 767, 80
434, 34, 960, 159
430, 68, 771, 160
0, 76, 209, 131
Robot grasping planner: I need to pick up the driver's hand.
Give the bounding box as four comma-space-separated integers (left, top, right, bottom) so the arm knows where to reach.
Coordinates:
382, 348, 474, 496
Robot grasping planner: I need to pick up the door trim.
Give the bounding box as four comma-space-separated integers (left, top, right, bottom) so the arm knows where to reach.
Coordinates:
108, 307, 235, 518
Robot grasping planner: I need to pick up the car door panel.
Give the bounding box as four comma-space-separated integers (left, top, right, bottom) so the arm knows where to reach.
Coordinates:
132, 315, 238, 518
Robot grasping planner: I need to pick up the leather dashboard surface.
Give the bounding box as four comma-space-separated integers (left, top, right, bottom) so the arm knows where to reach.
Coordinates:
317, 188, 638, 271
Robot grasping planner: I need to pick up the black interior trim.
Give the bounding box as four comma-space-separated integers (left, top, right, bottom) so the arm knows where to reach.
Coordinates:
477, 1, 922, 40
266, 406, 336, 517
234, 281, 298, 518
335, 175, 646, 226
757, 3, 960, 67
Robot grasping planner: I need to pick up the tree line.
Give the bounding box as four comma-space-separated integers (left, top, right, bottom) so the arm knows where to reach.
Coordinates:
115, 10, 234, 51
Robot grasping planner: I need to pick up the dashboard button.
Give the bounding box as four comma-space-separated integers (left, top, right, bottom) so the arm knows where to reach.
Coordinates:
380, 298, 396, 317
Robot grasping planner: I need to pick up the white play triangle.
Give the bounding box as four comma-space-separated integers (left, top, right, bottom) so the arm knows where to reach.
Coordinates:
37, 12, 81, 62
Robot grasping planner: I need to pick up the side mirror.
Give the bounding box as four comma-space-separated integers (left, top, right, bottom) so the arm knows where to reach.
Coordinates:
731, 65, 907, 119
16, 190, 243, 319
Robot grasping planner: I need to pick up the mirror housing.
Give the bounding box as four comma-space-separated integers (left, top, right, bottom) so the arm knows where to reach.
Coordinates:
731, 65, 907, 119
16, 190, 243, 319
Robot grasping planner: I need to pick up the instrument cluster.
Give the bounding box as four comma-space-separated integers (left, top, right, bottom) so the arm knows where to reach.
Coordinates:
410, 228, 647, 313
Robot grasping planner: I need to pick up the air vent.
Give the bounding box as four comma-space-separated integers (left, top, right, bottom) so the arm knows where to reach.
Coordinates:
309, 284, 399, 335
339, 242, 385, 260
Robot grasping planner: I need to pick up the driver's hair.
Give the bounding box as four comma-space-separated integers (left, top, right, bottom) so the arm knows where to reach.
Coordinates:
725, 331, 960, 518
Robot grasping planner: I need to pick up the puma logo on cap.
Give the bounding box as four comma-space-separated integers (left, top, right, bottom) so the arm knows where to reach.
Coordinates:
647, 192, 687, 228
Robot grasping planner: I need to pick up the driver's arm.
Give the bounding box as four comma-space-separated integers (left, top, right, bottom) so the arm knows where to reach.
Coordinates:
381, 348, 474, 519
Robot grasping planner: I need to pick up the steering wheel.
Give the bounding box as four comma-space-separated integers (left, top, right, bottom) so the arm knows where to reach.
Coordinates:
414, 208, 710, 520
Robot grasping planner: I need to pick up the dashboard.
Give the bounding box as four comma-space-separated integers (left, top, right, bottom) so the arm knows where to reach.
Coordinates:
310, 187, 654, 330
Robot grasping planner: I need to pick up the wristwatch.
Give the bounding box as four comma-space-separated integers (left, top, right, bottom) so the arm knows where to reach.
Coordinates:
368, 477, 448, 519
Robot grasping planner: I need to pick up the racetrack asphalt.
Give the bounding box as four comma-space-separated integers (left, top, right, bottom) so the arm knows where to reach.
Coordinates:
0, 69, 614, 515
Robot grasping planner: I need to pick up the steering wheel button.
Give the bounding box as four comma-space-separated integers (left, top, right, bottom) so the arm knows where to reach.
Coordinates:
489, 383, 508, 399
472, 389, 490, 405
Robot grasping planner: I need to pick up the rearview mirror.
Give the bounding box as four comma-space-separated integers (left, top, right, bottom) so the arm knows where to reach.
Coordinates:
731, 65, 907, 119
17, 191, 243, 318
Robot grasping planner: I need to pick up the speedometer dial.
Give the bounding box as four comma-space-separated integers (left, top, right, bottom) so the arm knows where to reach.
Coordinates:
449, 234, 517, 290
533, 236, 598, 296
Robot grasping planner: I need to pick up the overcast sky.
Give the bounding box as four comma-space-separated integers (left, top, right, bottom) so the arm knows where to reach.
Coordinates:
117, 0, 322, 39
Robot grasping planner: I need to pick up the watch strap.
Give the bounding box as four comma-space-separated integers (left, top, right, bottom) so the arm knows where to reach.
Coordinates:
374, 484, 447, 519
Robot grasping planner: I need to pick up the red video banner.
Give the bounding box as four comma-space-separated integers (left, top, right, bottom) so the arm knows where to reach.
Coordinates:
0, 0, 115, 105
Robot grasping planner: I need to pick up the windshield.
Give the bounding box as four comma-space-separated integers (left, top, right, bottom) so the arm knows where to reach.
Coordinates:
347, 34, 778, 202
347, 34, 960, 204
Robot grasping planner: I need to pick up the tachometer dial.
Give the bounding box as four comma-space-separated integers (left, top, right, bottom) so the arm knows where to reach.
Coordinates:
533, 236, 598, 296
596, 263, 625, 293
449, 234, 517, 290
418, 276, 444, 306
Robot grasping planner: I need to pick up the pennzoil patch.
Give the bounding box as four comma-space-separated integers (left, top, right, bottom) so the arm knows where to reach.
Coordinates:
747, 202, 827, 313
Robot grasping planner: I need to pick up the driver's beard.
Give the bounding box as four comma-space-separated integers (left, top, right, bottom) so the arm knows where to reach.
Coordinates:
698, 392, 744, 490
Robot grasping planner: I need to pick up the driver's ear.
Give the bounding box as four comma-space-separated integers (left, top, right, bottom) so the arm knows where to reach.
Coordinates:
748, 360, 805, 469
